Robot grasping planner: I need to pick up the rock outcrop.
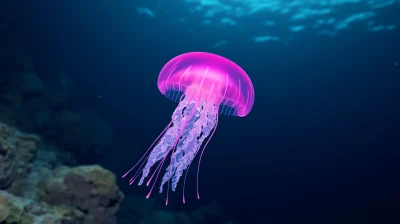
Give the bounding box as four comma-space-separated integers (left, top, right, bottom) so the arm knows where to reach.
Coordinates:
0, 122, 124, 224
0, 122, 40, 193
39, 165, 124, 224
0, 190, 85, 224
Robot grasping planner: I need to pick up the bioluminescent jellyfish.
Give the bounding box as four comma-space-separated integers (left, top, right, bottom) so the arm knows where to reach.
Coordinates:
122, 52, 254, 204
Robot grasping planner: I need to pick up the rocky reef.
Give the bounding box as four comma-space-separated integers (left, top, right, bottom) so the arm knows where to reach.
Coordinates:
0, 190, 85, 224
0, 24, 125, 223
0, 122, 124, 224
0, 122, 39, 193
39, 165, 123, 224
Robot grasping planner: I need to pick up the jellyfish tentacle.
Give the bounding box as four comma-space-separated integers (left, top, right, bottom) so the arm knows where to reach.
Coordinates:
123, 95, 187, 181
147, 99, 218, 203
129, 133, 168, 185
144, 97, 199, 201
196, 103, 219, 199
146, 154, 165, 186
146, 99, 189, 186
145, 104, 191, 198
144, 98, 190, 188
150, 94, 195, 188
161, 100, 203, 192
146, 153, 169, 199
122, 121, 172, 179
129, 153, 150, 184
181, 101, 209, 203
165, 100, 201, 205
161, 98, 213, 195
137, 97, 190, 186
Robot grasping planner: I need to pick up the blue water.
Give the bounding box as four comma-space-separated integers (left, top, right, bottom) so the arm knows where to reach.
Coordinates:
6, 0, 400, 223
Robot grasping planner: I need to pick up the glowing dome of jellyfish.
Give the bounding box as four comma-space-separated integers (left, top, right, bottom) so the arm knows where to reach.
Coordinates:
158, 52, 254, 116
123, 52, 254, 204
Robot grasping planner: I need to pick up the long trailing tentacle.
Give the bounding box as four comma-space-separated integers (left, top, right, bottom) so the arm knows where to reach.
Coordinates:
182, 101, 218, 203
144, 99, 200, 203
123, 94, 186, 181
165, 100, 200, 205
122, 120, 172, 179
124, 90, 222, 204
143, 93, 195, 200
196, 103, 219, 199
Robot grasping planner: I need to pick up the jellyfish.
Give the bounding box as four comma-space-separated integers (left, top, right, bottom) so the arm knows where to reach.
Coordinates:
122, 52, 254, 204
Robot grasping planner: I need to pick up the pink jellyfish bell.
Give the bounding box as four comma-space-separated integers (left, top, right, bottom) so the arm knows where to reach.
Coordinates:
122, 52, 255, 204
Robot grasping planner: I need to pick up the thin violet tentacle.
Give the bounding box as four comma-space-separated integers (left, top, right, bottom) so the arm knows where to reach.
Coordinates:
125, 94, 186, 180
129, 134, 166, 184
166, 100, 200, 205
196, 105, 219, 199
122, 121, 173, 178
146, 101, 198, 201
182, 101, 216, 202
146, 154, 169, 199
138, 95, 192, 186
146, 154, 166, 186
181, 101, 208, 203
129, 153, 151, 184
158, 94, 196, 188
162, 98, 213, 193
146, 95, 196, 200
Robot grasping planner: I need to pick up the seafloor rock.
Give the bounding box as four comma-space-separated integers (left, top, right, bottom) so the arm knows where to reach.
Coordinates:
0, 122, 40, 193
39, 165, 125, 224
0, 128, 15, 189
0, 190, 85, 224
0, 122, 124, 224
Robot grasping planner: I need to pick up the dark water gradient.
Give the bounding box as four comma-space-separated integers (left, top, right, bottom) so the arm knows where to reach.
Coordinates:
5, 1, 400, 223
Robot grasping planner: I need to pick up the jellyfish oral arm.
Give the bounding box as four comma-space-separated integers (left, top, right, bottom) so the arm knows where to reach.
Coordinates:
159, 98, 217, 193
122, 95, 218, 202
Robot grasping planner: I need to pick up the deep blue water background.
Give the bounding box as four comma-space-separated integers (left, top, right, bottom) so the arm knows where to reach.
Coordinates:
6, 1, 400, 223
